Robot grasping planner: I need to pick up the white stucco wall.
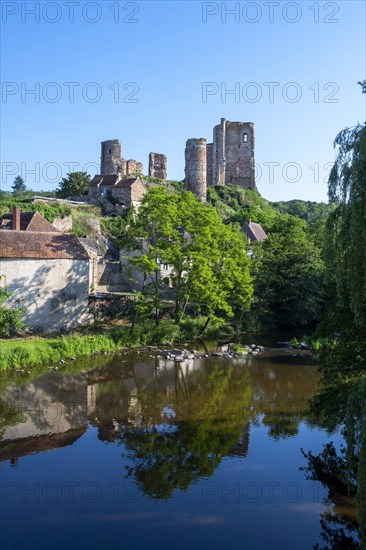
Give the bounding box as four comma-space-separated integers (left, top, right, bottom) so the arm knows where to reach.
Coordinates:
0, 257, 92, 332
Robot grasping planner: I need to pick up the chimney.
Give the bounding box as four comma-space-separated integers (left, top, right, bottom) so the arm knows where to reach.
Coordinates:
13, 206, 20, 231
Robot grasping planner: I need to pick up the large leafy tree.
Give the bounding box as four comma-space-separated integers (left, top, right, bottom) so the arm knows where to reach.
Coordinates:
56, 171, 90, 198
251, 214, 325, 328
11, 176, 26, 196
326, 122, 366, 327
122, 187, 253, 326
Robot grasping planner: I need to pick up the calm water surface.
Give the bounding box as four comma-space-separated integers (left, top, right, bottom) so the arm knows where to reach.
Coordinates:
0, 349, 346, 549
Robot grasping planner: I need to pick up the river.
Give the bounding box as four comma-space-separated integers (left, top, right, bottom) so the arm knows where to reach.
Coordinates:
0, 347, 353, 549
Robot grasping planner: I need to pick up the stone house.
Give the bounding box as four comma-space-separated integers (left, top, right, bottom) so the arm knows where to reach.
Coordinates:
88, 175, 146, 210
0, 207, 94, 332
119, 242, 174, 293
241, 219, 268, 243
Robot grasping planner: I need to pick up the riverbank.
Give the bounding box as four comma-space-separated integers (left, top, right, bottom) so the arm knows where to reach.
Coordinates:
0, 318, 230, 370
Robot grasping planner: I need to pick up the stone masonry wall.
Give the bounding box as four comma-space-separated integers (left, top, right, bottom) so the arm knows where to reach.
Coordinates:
211, 119, 256, 190
149, 153, 167, 180
206, 144, 213, 186
224, 121, 255, 189
101, 140, 122, 174
51, 215, 73, 233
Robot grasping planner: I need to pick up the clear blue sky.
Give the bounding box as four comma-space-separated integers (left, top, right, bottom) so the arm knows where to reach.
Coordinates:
1, 0, 365, 201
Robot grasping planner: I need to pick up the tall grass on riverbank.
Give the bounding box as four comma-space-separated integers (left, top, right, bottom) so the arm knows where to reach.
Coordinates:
0, 318, 231, 370
0, 327, 145, 369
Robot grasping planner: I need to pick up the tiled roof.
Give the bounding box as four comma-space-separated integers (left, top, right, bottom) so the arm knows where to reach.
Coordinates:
0, 211, 59, 232
89, 175, 120, 187
0, 232, 90, 259
89, 175, 141, 188
241, 220, 268, 242
0, 427, 86, 462
79, 238, 100, 255
115, 177, 139, 188
26, 211, 60, 232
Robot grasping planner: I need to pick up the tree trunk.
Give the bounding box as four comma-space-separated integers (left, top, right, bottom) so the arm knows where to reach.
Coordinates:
198, 316, 211, 337
130, 275, 146, 334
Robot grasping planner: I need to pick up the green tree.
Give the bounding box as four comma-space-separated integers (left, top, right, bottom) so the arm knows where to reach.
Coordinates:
56, 171, 90, 198
123, 187, 253, 327
11, 176, 26, 196
326, 122, 366, 327
0, 277, 25, 337
302, 83, 366, 549
251, 214, 325, 329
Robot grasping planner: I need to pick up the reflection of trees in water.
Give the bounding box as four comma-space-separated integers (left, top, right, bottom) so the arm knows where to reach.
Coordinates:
314, 511, 359, 550
116, 363, 253, 500
302, 377, 366, 548
248, 360, 321, 441
262, 411, 301, 440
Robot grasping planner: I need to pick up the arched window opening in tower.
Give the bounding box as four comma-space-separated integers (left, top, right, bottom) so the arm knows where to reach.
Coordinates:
243, 133, 248, 143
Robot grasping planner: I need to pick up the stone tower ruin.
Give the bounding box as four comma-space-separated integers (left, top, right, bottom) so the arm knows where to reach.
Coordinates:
184, 118, 256, 201
184, 138, 207, 202
100, 139, 143, 176
212, 118, 255, 188
149, 153, 167, 180
101, 139, 122, 174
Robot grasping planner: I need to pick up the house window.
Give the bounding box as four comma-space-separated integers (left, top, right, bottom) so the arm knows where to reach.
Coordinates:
108, 149, 112, 153
243, 133, 248, 143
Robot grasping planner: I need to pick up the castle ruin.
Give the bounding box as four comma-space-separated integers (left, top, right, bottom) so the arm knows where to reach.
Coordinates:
93, 118, 256, 205
185, 118, 256, 201
100, 139, 143, 176
100, 140, 168, 181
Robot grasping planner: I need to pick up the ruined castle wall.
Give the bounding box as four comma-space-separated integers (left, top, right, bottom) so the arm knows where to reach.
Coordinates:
119, 159, 127, 176
224, 122, 255, 189
149, 153, 167, 180
101, 139, 142, 176
212, 119, 256, 190
126, 160, 137, 174
212, 119, 226, 185
185, 138, 207, 202
206, 144, 213, 186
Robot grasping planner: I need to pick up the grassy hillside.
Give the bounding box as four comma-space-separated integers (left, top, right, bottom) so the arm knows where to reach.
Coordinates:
207, 184, 277, 228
